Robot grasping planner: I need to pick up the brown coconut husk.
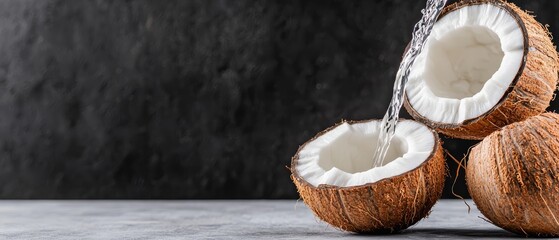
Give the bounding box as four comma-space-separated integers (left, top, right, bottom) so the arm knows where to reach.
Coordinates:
467, 112, 559, 236
404, 0, 559, 140
290, 119, 446, 233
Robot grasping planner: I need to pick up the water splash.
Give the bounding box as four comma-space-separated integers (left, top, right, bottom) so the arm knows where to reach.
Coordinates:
371, 0, 447, 168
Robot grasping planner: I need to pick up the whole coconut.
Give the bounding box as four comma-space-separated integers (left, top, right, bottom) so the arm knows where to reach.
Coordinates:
467, 112, 559, 236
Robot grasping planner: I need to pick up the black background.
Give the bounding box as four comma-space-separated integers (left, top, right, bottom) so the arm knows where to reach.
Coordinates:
0, 0, 557, 198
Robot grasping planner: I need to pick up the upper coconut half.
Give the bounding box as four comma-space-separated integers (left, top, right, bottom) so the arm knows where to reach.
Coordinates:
291, 119, 446, 233
404, 0, 558, 140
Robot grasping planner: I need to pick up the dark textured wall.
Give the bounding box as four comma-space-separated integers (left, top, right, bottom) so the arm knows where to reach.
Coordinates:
0, 0, 557, 198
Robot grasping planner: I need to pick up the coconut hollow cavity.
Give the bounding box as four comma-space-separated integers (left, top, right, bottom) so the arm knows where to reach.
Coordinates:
296, 120, 435, 187
404, 0, 558, 140
291, 119, 446, 233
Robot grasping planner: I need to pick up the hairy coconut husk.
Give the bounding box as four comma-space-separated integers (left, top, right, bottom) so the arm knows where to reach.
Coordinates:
404, 0, 559, 140
290, 120, 446, 233
467, 112, 559, 236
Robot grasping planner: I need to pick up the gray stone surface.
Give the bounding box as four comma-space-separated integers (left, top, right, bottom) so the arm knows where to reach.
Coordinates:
0, 199, 544, 239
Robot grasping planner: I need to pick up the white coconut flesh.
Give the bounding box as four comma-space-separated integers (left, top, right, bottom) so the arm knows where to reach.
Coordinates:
296, 120, 435, 187
406, 4, 524, 124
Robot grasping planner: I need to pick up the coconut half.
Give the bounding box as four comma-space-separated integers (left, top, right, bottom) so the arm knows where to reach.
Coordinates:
404, 0, 558, 140
291, 119, 446, 233
467, 112, 559, 236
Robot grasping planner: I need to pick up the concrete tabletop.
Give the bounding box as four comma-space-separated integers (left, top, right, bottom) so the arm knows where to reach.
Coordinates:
0, 199, 547, 239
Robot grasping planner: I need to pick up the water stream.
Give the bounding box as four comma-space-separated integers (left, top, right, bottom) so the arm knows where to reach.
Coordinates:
371, 0, 447, 168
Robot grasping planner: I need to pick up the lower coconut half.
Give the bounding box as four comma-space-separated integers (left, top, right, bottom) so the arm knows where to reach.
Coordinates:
404, 0, 558, 140
467, 112, 559, 236
290, 119, 446, 233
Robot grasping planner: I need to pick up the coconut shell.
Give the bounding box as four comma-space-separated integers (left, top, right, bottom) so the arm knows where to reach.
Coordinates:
290, 120, 446, 233
467, 112, 559, 236
404, 0, 559, 140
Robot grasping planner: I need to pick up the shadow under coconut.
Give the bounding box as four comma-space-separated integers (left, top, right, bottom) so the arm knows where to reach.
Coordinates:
397, 227, 523, 239
247, 227, 527, 239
